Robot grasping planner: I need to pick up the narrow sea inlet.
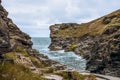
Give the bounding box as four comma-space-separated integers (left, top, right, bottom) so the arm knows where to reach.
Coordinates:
32, 37, 86, 71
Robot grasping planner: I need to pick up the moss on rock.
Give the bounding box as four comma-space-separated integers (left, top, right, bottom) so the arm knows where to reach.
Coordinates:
69, 42, 78, 51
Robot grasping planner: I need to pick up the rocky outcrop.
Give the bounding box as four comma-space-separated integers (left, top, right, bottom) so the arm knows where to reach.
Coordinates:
0, 4, 10, 54
49, 9, 120, 77
0, 2, 119, 79
0, 3, 66, 80
0, 3, 99, 80
0, 4, 32, 55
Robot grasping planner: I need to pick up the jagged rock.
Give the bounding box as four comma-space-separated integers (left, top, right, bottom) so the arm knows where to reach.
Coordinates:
0, 6, 10, 54
0, 4, 32, 55
49, 9, 120, 77
0, 3, 100, 80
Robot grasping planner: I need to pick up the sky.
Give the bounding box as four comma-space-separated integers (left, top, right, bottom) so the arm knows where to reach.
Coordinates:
2, 0, 120, 37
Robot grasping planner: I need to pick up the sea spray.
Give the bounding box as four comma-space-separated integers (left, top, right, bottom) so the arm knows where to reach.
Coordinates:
32, 37, 86, 71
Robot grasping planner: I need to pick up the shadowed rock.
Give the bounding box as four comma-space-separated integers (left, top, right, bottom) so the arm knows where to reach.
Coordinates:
0, 4, 32, 55
49, 9, 120, 77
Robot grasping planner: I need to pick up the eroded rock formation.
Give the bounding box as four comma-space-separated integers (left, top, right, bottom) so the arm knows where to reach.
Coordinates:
0, 4, 32, 55
0, 3, 99, 80
49, 9, 120, 77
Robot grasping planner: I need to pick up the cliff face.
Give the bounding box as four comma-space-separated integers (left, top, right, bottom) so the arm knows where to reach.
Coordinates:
0, 4, 32, 55
49, 9, 120, 77
0, 4, 99, 80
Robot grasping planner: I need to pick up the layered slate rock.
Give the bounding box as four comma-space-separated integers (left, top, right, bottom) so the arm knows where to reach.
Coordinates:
49, 9, 120, 77
0, 4, 10, 54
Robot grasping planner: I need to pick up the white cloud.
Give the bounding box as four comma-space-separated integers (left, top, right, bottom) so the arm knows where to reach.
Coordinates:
2, 0, 120, 37
65, 0, 80, 17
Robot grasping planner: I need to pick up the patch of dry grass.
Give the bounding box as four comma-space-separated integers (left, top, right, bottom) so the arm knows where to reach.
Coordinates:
51, 10, 120, 38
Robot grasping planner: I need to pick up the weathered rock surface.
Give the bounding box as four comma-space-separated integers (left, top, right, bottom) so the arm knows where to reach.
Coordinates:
0, 3, 98, 80
49, 9, 120, 77
0, 3, 66, 80
0, 4, 32, 55
0, 2, 119, 79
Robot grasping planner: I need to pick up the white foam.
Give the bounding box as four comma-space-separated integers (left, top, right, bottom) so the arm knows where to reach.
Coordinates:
32, 38, 86, 71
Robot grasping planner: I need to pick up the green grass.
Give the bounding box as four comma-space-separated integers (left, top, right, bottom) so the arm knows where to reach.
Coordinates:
0, 62, 45, 80
5, 46, 29, 60
5, 46, 48, 69
69, 42, 78, 51
14, 46, 29, 57
5, 52, 17, 60
72, 71, 96, 80
2, 46, 47, 80
41, 67, 54, 73
51, 10, 120, 38
30, 56, 44, 68
54, 71, 70, 79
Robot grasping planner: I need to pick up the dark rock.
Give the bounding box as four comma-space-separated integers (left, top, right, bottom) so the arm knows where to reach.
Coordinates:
0, 4, 33, 54
49, 10, 120, 77
0, 15, 10, 54
103, 17, 111, 24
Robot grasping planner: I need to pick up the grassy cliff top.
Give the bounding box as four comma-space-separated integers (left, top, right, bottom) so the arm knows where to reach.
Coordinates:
50, 9, 120, 38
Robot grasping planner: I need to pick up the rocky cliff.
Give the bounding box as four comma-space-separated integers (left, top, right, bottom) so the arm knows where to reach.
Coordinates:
0, 4, 32, 55
0, 3, 99, 80
49, 9, 120, 77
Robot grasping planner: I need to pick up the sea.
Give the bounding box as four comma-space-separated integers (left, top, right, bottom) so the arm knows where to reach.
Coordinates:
32, 37, 86, 71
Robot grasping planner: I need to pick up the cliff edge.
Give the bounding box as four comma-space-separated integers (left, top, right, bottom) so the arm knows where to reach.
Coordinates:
0, 3, 99, 80
0, 4, 32, 54
49, 9, 120, 77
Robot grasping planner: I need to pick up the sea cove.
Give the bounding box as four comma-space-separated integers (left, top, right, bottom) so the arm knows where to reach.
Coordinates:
32, 37, 86, 71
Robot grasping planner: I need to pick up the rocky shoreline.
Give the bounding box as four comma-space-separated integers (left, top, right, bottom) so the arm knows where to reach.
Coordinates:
0, 3, 120, 80
0, 3, 100, 80
0, 3, 75, 80
49, 9, 120, 77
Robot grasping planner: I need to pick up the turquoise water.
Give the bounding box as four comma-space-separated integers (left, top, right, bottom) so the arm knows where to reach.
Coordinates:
32, 37, 86, 71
